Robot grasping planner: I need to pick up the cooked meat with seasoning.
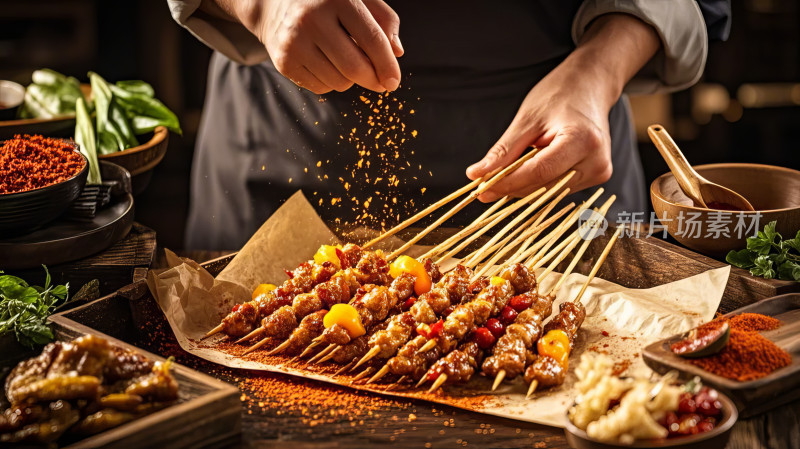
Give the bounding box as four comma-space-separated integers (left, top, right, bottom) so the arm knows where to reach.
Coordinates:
1, 335, 178, 444
524, 354, 565, 388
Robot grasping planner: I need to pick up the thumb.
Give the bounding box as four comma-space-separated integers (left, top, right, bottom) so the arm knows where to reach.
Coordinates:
466, 120, 535, 181
362, 0, 403, 57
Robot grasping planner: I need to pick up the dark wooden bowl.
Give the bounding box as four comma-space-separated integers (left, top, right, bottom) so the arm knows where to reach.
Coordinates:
564, 391, 737, 449
651, 163, 800, 258
98, 126, 168, 177
0, 141, 88, 235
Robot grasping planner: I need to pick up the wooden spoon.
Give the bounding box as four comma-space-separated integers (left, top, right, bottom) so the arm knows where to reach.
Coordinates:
648, 124, 755, 211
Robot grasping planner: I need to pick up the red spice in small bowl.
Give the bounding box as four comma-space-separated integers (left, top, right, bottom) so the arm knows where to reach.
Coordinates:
0, 134, 85, 195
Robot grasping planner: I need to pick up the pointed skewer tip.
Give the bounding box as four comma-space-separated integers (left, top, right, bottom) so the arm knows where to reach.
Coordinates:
492, 370, 506, 391
427, 374, 448, 394
526, 380, 539, 399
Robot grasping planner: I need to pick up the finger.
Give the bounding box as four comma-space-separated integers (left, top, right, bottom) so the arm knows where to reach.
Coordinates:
362, 0, 403, 57
304, 45, 355, 92
466, 117, 540, 181
478, 132, 583, 202
293, 66, 334, 95
338, 1, 401, 91
315, 23, 386, 92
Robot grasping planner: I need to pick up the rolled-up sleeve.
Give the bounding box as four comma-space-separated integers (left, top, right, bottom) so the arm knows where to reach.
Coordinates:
168, 0, 269, 65
572, 0, 708, 94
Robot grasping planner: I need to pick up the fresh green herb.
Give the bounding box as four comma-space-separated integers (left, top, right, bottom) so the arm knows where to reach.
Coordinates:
726, 221, 800, 281
0, 266, 71, 348
89, 72, 139, 155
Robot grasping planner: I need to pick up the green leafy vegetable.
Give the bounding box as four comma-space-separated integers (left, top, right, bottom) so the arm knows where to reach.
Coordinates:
19, 69, 86, 119
75, 96, 102, 185
90, 72, 139, 155
726, 221, 800, 281
110, 84, 182, 135
0, 266, 71, 348
18, 68, 180, 151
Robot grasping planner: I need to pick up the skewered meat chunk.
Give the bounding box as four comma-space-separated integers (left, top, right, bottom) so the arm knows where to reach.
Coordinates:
427, 341, 483, 384
424, 258, 443, 284
524, 354, 565, 388
543, 302, 586, 349
283, 310, 327, 355
497, 263, 537, 296
323, 324, 352, 345
481, 292, 553, 379
388, 335, 442, 380
261, 306, 298, 339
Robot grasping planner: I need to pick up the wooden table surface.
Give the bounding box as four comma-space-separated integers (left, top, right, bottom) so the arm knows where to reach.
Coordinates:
171, 250, 799, 449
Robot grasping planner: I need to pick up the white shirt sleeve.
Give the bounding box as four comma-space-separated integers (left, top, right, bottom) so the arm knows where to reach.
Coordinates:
168, 0, 269, 65
572, 0, 708, 94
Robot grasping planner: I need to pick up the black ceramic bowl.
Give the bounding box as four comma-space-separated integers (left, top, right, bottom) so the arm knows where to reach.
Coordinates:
563, 391, 737, 449
0, 140, 89, 235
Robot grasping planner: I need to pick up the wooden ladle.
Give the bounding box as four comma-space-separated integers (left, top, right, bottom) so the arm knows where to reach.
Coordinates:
648, 124, 755, 211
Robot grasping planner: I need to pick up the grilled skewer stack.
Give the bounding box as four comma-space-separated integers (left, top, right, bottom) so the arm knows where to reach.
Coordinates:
201, 148, 624, 399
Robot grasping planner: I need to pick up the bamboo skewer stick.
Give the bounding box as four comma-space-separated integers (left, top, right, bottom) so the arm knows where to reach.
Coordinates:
351, 346, 381, 372
318, 346, 342, 364
364, 177, 484, 249
367, 365, 391, 384
502, 188, 573, 269
474, 194, 573, 279
419, 196, 511, 261
575, 225, 624, 305
459, 171, 575, 269
352, 367, 374, 383
335, 360, 356, 377
464, 206, 547, 270
435, 188, 545, 266
478, 202, 574, 279
243, 337, 271, 355
526, 225, 623, 399
202, 323, 224, 340
236, 327, 264, 345
267, 339, 292, 356
521, 188, 605, 267
388, 149, 540, 260
547, 197, 616, 295
428, 374, 448, 393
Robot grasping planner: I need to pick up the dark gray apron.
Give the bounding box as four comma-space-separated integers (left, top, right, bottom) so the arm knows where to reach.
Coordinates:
186, 0, 646, 250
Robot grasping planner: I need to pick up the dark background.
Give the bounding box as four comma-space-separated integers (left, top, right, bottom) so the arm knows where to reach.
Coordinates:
1, 0, 798, 250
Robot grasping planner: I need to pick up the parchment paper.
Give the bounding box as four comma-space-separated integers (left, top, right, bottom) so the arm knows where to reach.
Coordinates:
147, 191, 730, 427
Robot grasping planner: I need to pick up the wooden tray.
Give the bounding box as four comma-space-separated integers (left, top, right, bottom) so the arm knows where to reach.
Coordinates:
1, 309, 241, 449
642, 293, 800, 418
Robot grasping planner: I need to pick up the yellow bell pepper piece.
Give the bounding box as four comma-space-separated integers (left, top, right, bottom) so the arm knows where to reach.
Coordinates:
490, 276, 509, 287
389, 255, 432, 296
537, 329, 571, 368
323, 304, 366, 338
252, 283, 277, 300
313, 244, 343, 269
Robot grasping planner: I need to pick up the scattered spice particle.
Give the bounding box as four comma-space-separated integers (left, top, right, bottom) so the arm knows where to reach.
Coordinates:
601, 330, 609, 337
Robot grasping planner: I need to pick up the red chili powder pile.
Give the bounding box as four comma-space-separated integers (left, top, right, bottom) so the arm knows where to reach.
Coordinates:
0, 134, 84, 194
728, 313, 782, 332
689, 313, 789, 382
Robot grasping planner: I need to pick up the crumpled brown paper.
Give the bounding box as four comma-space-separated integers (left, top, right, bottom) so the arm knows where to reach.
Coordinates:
147, 191, 730, 427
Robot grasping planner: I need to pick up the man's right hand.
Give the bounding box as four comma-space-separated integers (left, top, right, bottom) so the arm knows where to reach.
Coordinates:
230, 0, 403, 94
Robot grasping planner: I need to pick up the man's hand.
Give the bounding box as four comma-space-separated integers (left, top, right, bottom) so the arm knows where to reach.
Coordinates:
466, 14, 661, 202
216, 0, 403, 94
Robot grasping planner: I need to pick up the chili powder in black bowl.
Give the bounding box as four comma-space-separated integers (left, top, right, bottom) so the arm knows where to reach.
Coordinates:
0, 134, 88, 235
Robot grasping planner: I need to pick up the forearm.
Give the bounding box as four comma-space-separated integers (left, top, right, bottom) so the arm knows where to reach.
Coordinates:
198, 0, 262, 33
562, 13, 661, 110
